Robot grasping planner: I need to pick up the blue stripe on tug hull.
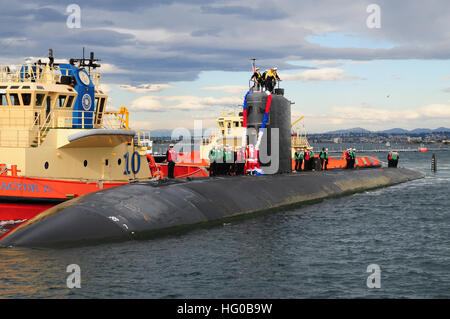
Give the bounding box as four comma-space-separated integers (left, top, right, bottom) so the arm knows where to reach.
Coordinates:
0, 168, 424, 248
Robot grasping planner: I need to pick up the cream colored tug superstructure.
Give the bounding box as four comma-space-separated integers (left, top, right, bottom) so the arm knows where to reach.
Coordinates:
0, 55, 151, 182
200, 108, 244, 159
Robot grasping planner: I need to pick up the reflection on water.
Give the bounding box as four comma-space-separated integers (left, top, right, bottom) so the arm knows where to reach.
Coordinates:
1, 149, 449, 298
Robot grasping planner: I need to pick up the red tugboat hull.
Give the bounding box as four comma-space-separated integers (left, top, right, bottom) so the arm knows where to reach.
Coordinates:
0, 175, 126, 239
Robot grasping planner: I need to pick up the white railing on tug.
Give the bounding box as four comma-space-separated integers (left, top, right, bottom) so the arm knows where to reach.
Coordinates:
0, 65, 102, 86
0, 64, 60, 84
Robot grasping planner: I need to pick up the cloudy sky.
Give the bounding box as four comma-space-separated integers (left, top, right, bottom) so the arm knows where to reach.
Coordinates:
2, 0, 450, 132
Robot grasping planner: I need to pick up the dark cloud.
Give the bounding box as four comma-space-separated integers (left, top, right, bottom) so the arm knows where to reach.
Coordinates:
25, 0, 220, 12
1, 0, 450, 84
64, 29, 136, 47
200, 4, 288, 20
34, 7, 67, 21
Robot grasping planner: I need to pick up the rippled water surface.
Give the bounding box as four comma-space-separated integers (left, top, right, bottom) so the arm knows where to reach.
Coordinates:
1, 149, 449, 298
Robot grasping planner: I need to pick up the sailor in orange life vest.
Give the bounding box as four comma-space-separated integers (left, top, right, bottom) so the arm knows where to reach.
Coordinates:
166, 144, 177, 178
246, 144, 259, 175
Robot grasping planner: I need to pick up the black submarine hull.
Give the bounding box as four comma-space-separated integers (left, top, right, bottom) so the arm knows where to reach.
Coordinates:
0, 167, 423, 247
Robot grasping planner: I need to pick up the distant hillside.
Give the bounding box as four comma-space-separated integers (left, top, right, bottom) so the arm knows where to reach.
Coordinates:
323, 127, 450, 135
433, 127, 450, 133
324, 127, 372, 134
409, 128, 433, 134
378, 128, 410, 134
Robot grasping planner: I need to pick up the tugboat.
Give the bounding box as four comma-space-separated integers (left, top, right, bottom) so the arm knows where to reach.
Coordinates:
418, 144, 428, 152
0, 50, 152, 238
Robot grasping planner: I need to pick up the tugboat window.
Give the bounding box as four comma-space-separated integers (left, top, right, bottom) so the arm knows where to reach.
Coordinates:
66, 95, 74, 108
9, 93, 20, 106
22, 93, 32, 106
84, 160, 88, 167
56, 95, 66, 107
0, 93, 7, 105
118, 158, 122, 165
45, 97, 51, 122
99, 98, 105, 114
35, 94, 45, 106
105, 159, 109, 166
44, 162, 49, 169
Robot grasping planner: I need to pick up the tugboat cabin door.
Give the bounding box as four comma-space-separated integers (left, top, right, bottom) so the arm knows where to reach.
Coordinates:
45, 96, 51, 122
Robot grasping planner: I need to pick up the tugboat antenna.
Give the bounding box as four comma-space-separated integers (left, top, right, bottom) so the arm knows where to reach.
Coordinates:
250, 58, 257, 72
48, 48, 54, 67
69, 47, 101, 75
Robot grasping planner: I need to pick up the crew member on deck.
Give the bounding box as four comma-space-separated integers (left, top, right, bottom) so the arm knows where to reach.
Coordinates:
388, 151, 399, 168
345, 148, 352, 169
308, 147, 315, 171
235, 146, 246, 175
294, 148, 304, 172
351, 148, 357, 168
261, 69, 268, 90
215, 145, 224, 175
224, 145, 234, 175
209, 145, 217, 176
250, 67, 262, 91
166, 144, 177, 178
264, 67, 281, 93
304, 148, 311, 171
320, 147, 329, 170
246, 144, 258, 175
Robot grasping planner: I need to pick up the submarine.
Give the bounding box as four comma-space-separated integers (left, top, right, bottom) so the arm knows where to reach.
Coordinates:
0, 88, 424, 247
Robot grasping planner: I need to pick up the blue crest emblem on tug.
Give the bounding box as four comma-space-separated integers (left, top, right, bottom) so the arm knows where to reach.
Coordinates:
82, 93, 92, 111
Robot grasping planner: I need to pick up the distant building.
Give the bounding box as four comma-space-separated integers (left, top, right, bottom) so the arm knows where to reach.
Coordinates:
333, 137, 342, 143
407, 136, 422, 143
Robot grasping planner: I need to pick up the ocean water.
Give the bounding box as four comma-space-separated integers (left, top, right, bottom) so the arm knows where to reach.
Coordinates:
0, 149, 449, 299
